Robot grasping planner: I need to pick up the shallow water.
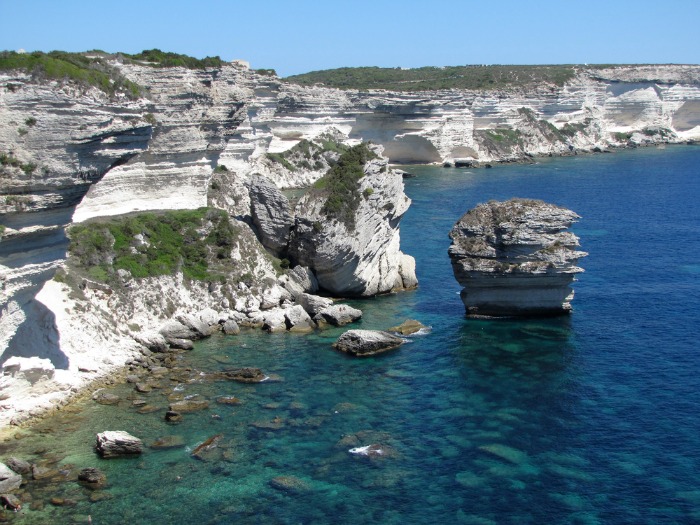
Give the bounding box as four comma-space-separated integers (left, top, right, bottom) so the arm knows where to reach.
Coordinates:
3, 146, 700, 524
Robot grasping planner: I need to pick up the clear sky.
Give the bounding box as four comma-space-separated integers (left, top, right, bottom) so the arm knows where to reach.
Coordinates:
1, 0, 698, 77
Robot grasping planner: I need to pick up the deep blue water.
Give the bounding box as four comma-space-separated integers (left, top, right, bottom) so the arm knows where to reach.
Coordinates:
4, 146, 700, 524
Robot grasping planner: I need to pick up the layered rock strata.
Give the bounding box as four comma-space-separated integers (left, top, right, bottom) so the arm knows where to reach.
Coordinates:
448, 199, 587, 317
288, 146, 417, 296
1, 57, 697, 428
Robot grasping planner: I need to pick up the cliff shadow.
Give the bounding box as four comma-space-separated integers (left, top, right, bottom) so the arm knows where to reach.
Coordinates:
1, 298, 69, 370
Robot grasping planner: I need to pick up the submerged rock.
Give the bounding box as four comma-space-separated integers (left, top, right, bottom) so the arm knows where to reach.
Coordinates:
92, 390, 120, 406
150, 436, 186, 450
448, 198, 587, 317
269, 475, 312, 494
387, 319, 428, 335
210, 367, 267, 383
95, 431, 143, 458
77, 467, 107, 489
169, 399, 209, 413
4, 458, 31, 475
333, 329, 404, 357
191, 434, 224, 461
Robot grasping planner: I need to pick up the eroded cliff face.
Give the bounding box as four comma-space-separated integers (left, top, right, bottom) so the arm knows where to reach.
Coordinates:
0, 59, 698, 425
288, 147, 417, 296
448, 199, 587, 317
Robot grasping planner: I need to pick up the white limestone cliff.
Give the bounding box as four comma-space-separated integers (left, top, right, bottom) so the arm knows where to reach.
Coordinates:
288, 147, 417, 296
448, 199, 587, 317
1, 59, 699, 427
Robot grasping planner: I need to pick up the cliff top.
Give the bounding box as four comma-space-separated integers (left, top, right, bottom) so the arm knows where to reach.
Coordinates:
285, 64, 700, 91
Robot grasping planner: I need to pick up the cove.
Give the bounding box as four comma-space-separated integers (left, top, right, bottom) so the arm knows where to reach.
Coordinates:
2, 145, 700, 524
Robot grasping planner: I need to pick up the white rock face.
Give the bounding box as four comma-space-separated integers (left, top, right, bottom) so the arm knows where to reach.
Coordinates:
448, 199, 587, 317
288, 149, 417, 296
1, 60, 699, 428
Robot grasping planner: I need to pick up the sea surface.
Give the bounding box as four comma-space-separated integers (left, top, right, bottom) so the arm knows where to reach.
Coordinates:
3, 146, 700, 524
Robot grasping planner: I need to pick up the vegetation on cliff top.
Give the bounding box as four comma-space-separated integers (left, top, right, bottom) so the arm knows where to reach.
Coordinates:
0, 51, 144, 99
121, 49, 224, 69
311, 143, 377, 228
286, 65, 580, 91
67, 208, 238, 283
266, 135, 350, 172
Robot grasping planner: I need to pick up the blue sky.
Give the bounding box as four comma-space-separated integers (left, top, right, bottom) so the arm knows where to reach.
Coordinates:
1, 0, 698, 76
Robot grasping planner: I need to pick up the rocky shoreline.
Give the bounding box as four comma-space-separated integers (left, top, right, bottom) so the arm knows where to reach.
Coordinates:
2, 57, 699, 434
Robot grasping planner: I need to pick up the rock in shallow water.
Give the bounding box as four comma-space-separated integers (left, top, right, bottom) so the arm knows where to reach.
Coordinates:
95, 431, 143, 458
448, 198, 587, 317
333, 329, 404, 356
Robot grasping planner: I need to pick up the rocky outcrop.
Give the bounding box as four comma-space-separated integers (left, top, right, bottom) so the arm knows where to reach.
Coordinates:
95, 430, 143, 458
247, 174, 293, 256
333, 329, 405, 356
288, 146, 417, 296
1, 57, 697, 429
448, 198, 587, 317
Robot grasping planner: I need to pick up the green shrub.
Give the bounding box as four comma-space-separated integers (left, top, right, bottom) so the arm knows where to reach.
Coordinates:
0, 50, 144, 99
266, 152, 297, 172
123, 49, 223, 69
311, 143, 377, 228
286, 65, 578, 91
25, 117, 37, 126
67, 208, 238, 282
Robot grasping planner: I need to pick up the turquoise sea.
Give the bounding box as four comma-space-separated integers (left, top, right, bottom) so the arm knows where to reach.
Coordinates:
2, 146, 700, 524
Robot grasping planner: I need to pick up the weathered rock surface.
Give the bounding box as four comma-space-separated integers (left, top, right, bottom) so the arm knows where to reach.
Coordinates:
387, 319, 428, 335
315, 304, 363, 326
296, 293, 333, 317
169, 399, 210, 413
288, 149, 417, 296
448, 198, 587, 317
269, 475, 312, 494
248, 175, 293, 256
284, 304, 316, 333
279, 265, 319, 299
2, 59, 698, 429
209, 367, 267, 383
0, 463, 22, 493
333, 329, 405, 356
77, 467, 107, 489
222, 319, 240, 335
95, 431, 143, 458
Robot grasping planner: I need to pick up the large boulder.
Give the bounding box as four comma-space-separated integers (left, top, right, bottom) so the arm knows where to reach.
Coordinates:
248, 174, 294, 256
284, 305, 316, 333
315, 304, 362, 326
0, 463, 22, 493
333, 329, 405, 356
280, 265, 319, 298
95, 431, 143, 458
288, 146, 417, 296
296, 293, 333, 317
448, 198, 587, 317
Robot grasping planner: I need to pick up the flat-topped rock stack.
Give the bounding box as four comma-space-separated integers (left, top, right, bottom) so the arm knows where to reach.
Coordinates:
448, 198, 587, 317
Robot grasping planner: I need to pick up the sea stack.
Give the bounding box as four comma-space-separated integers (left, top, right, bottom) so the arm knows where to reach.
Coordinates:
448, 198, 587, 317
